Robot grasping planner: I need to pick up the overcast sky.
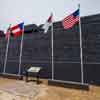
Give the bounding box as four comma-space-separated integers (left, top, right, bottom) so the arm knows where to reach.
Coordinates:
0, 0, 100, 31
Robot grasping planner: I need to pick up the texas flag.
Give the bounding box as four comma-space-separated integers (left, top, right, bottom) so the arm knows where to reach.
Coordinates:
10, 22, 24, 38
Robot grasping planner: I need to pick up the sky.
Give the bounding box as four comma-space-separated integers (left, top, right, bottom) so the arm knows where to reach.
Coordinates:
0, 0, 100, 31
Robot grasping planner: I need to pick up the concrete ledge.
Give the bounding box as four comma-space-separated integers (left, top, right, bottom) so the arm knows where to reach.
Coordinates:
0, 73, 23, 80
48, 79, 89, 90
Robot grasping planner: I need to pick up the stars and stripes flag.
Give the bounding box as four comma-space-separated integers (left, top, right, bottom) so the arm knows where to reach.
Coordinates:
62, 9, 79, 29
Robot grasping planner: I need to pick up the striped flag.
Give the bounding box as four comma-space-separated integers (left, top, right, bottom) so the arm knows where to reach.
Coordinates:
10, 22, 24, 38
62, 9, 79, 29
42, 13, 53, 33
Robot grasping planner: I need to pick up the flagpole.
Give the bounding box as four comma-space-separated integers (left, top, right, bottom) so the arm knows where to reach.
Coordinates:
1, 37, 3, 67
18, 24, 24, 76
3, 24, 11, 74
0, 39, 3, 65
78, 4, 84, 84
51, 13, 54, 80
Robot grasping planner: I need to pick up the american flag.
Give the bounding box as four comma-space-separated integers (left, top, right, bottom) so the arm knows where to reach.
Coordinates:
62, 9, 79, 29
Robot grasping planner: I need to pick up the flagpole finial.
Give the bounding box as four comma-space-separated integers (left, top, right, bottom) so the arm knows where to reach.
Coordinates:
9, 24, 11, 27
7, 24, 11, 30
51, 12, 53, 16
78, 4, 80, 8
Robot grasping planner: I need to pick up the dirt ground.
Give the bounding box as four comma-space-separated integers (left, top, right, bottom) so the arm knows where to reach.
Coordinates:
0, 77, 100, 100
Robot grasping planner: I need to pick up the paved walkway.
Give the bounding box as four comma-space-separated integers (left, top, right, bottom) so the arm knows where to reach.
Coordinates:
0, 78, 100, 100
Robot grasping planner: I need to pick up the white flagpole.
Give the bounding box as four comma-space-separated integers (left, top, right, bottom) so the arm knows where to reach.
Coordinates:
3, 24, 11, 74
78, 4, 84, 84
1, 37, 3, 67
18, 24, 24, 76
51, 13, 54, 80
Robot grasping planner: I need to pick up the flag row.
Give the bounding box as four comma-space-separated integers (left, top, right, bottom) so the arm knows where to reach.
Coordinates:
4, 8, 79, 39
